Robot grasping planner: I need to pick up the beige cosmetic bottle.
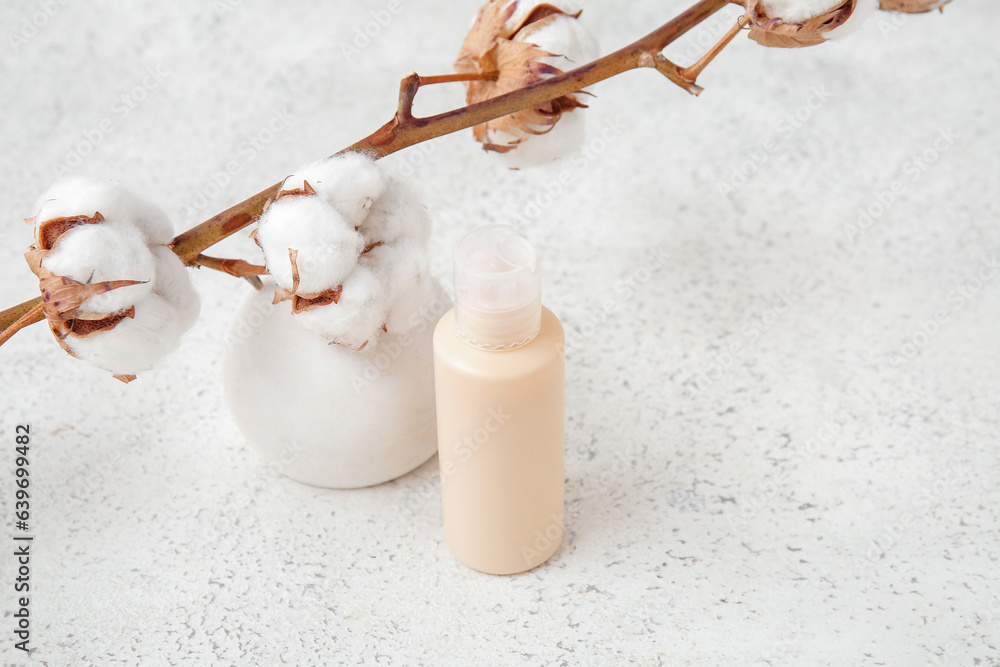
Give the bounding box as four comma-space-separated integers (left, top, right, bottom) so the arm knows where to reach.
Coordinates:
433, 224, 565, 575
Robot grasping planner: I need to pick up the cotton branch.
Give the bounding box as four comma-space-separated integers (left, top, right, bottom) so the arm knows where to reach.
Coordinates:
1, 0, 737, 346
173, 0, 730, 261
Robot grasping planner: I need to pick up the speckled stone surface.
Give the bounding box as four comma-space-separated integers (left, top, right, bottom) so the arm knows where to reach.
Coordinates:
1, 1, 998, 665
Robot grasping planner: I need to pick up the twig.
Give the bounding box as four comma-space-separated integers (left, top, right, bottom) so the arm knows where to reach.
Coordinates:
173, 0, 730, 263
0, 297, 43, 341
0, 301, 43, 347
2, 0, 735, 347
192, 254, 267, 290
679, 16, 748, 83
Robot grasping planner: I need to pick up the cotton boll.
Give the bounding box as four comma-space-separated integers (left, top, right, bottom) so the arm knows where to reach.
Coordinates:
33, 176, 174, 245
40, 223, 155, 314
262, 153, 437, 346
359, 177, 432, 246
292, 265, 389, 348
758, 0, 843, 23
256, 196, 363, 295
456, 1, 597, 165
64, 291, 189, 376
825, 0, 877, 39
503, 14, 596, 168
148, 246, 200, 331
284, 153, 388, 229
50, 246, 199, 376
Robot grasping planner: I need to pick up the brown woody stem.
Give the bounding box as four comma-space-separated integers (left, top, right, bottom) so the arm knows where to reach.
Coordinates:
192, 254, 267, 290
0, 301, 44, 347
1, 0, 732, 347
679, 15, 747, 83
418, 72, 495, 85
175, 0, 728, 261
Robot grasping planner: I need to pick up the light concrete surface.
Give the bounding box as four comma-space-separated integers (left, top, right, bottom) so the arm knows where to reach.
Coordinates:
0, 1, 998, 665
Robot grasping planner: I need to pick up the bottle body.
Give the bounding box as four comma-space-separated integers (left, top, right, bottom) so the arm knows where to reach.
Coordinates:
433, 306, 565, 575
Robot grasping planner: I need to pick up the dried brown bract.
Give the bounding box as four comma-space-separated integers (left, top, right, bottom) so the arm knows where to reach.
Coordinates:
23, 212, 146, 354
743, 0, 858, 48
271, 248, 345, 314
37, 212, 105, 250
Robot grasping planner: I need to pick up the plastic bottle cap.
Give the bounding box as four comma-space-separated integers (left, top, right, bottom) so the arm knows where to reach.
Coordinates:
453, 224, 542, 350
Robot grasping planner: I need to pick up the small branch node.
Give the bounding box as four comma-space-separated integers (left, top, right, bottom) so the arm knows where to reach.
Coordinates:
652, 53, 704, 96
395, 72, 421, 124
637, 52, 657, 69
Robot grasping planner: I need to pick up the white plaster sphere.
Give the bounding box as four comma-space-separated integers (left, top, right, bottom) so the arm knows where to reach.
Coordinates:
223, 278, 449, 488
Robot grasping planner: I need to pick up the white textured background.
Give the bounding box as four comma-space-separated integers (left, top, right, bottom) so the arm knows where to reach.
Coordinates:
1, 1, 999, 665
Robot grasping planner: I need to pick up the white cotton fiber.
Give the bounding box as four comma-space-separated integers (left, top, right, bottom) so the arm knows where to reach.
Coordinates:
255, 195, 363, 295
33, 176, 174, 245
359, 177, 431, 245
361, 238, 431, 333
66, 291, 188, 376
40, 223, 156, 314
515, 10, 600, 69
260, 153, 438, 350
494, 108, 587, 169
758, 0, 843, 23
67, 246, 201, 375
149, 246, 201, 331
283, 152, 388, 229
293, 265, 389, 348
503, 0, 582, 36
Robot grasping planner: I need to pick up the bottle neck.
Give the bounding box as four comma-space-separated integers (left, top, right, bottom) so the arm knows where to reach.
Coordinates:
454, 295, 541, 351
